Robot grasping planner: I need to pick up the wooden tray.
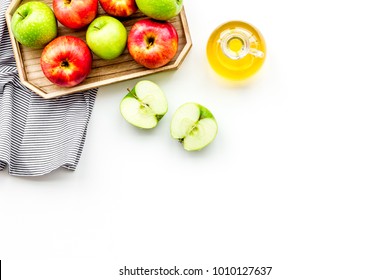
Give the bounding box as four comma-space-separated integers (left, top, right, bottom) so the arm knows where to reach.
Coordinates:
5, 0, 192, 99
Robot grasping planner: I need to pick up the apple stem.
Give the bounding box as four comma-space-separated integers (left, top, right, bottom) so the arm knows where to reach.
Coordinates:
126, 88, 149, 108
146, 37, 155, 48
17, 12, 25, 20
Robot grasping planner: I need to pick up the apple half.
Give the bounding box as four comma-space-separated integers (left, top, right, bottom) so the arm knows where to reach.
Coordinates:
170, 103, 218, 151
120, 80, 168, 129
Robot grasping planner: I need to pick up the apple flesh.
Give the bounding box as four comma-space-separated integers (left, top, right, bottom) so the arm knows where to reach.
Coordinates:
98, 0, 138, 17
86, 16, 128, 60
128, 19, 178, 69
40, 36, 92, 87
120, 80, 168, 129
11, 1, 57, 48
135, 0, 182, 20
53, 0, 98, 29
171, 103, 218, 151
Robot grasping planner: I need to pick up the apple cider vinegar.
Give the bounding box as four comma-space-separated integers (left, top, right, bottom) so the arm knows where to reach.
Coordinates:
207, 21, 266, 80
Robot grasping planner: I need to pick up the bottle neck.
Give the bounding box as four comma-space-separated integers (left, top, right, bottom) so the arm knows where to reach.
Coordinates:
220, 30, 249, 60
219, 28, 264, 60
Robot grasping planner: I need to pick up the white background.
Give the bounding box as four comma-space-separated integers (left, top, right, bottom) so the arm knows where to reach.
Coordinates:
1, 0, 390, 279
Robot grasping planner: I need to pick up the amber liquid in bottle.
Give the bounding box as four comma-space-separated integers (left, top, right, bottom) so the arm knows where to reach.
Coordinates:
207, 21, 266, 80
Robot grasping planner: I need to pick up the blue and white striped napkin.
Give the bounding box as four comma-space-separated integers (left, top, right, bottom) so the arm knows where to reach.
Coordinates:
0, 0, 98, 176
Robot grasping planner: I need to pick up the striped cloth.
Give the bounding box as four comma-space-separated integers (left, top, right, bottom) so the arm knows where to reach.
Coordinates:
0, 0, 97, 176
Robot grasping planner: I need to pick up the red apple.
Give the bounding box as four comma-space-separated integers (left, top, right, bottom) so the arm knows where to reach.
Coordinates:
53, 0, 98, 29
98, 0, 137, 17
40, 36, 92, 87
128, 19, 178, 69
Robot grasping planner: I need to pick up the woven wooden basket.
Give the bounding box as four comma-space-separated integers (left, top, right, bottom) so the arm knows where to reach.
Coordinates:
5, 0, 192, 99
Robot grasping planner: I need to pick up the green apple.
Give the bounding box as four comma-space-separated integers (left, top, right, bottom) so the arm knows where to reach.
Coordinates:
170, 103, 218, 151
135, 0, 183, 21
11, 1, 57, 48
86, 15, 127, 60
120, 80, 168, 129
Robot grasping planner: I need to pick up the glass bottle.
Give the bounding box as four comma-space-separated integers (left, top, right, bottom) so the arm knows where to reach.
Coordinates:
207, 20, 266, 80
